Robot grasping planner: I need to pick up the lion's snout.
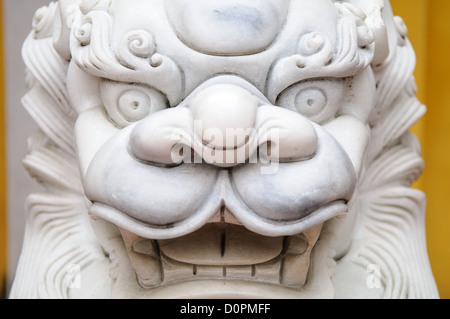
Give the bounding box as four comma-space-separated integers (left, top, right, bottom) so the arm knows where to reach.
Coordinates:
129, 81, 319, 168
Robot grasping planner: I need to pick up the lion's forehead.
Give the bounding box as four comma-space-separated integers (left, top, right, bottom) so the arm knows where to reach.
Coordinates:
70, 0, 375, 100
110, 0, 338, 55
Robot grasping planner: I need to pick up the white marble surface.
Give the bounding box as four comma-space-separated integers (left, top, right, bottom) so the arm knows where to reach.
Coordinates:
9, 0, 439, 299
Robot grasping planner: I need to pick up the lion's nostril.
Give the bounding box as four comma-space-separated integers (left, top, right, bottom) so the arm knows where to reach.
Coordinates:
256, 105, 318, 163
129, 106, 195, 166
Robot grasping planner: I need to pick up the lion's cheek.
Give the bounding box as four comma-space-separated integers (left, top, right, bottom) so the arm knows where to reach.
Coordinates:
74, 106, 120, 180
231, 124, 357, 222
324, 115, 370, 177
82, 124, 219, 227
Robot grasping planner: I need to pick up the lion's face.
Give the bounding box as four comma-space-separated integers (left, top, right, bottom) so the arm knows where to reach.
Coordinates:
69, 0, 378, 297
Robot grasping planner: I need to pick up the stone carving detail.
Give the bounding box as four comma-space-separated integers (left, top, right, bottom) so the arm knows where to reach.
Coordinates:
10, 0, 439, 299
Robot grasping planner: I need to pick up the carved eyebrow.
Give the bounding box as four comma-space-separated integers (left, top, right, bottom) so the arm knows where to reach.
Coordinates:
265, 15, 374, 103
71, 12, 185, 106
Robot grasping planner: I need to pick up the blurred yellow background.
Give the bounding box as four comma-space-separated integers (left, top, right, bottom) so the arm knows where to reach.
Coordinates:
0, 0, 449, 299
391, 0, 450, 299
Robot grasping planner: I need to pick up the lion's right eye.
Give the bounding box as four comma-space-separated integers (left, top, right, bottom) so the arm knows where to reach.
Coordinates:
100, 81, 169, 128
293, 87, 328, 118
276, 79, 346, 124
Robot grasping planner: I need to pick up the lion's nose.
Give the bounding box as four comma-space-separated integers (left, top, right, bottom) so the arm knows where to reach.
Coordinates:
190, 84, 258, 150
129, 83, 318, 168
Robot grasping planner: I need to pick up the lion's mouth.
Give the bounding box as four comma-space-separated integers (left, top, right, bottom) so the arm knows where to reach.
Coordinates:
119, 213, 324, 290
82, 75, 358, 292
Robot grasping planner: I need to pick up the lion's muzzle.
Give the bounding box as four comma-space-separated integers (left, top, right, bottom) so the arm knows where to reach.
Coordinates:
84, 77, 356, 240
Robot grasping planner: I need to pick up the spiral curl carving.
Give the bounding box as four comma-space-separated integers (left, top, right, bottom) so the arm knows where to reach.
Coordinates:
298, 32, 327, 56
394, 16, 408, 46
74, 18, 93, 46
32, 2, 58, 38
116, 30, 159, 70
125, 31, 157, 59
296, 32, 333, 69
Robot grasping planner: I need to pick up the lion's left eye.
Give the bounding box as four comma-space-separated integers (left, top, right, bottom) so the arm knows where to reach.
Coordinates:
276, 79, 346, 124
100, 81, 169, 128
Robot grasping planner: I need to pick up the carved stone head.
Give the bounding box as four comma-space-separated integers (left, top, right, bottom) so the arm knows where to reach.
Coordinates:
11, 0, 438, 299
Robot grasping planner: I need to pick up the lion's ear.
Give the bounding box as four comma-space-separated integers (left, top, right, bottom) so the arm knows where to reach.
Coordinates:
53, 0, 79, 61
365, 4, 390, 68
347, 0, 391, 67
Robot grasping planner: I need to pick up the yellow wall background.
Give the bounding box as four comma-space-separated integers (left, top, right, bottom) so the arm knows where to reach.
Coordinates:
0, 0, 448, 299
391, 0, 450, 299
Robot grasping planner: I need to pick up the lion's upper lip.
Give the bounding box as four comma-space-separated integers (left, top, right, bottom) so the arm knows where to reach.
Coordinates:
89, 200, 347, 240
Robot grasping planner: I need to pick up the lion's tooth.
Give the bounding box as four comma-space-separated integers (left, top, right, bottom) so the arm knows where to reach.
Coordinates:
223, 265, 253, 279
206, 207, 243, 225
285, 234, 308, 255
194, 265, 225, 277
133, 238, 160, 258
134, 253, 164, 288
222, 208, 242, 225
120, 229, 163, 288
253, 258, 282, 284
160, 253, 196, 283
207, 210, 222, 223
303, 224, 323, 245
280, 252, 311, 288
281, 224, 323, 288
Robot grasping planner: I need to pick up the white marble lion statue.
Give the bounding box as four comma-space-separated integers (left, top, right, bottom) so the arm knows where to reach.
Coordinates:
11, 0, 438, 299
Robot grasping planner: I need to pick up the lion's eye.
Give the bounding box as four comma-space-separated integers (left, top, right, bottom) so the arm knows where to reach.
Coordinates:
294, 87, 327, 117
101, 81, 169, 128
276, 79, 346, 124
